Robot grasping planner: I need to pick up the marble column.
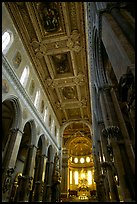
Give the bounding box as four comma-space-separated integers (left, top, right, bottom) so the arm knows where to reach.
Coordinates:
2, 128, 23, 201
110, 87, 135, 175
102, 126, 132, 202
17, 144, 37, 202
32, 154, 47, 201
61, 150, 69, 198
44, 161, 54, 202
99, 86, 132, 201
108, 3, 135, 48
100, 124, 119, 202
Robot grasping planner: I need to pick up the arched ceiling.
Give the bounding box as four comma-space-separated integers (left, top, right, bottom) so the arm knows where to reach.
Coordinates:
63, 122, 92, 156
69, 136, 92, 156
5, 2, 91, 127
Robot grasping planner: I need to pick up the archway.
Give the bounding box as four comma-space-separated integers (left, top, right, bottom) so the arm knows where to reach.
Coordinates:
12, 120, 37, 202
2, 97, 22, 202
61, 122, 97, 202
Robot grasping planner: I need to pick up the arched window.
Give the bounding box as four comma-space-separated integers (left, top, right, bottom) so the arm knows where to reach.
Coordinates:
34, 90, 40, 108
20, 66, 29, 87
74, 171, 79, 185
87, 170, 92, 185
2, 31, 13, 53
70, 170, 72, 185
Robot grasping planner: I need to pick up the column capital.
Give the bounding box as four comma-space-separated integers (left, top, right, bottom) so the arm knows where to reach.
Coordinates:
106, 2, 120, 13
2, 167, 15, 194
98, 84, 114, 93
102, 126, 120, 139
10, 128, 24, 135
101, 161, 112, 170
41, 154, 48, 158
27, 144, 37, 149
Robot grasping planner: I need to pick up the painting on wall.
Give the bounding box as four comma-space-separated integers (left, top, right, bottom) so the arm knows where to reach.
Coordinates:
12, 51, 22, 69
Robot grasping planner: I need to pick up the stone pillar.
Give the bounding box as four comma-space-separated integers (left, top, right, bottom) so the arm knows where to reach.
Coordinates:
17, 144, 37, 202
32, 154, 47, 201
61, 149, 69, 199
44, 160, 54, 202
102, 126, 132, 202
110, 87, 135, 175
99, 86, 133, 201
100, 124, 119, 202
2, 128, 23, 202
107, 3, 135, 48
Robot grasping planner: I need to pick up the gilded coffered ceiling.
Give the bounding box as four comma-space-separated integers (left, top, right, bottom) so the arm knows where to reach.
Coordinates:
5, 2, 92, 148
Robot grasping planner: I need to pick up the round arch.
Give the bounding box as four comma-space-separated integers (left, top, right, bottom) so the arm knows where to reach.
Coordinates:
61, 119, 92, 137
36, 134, 48, 156
2, 95, 22, 130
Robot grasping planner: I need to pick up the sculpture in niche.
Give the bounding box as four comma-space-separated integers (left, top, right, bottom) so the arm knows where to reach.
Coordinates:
12, 51, 22, 69
2, 79, 9, 93
40, 100, 45, 113
52, 53, 69, 74
38, 2, 60, 32
62, 87, 76, 99
29, 80, 35, 95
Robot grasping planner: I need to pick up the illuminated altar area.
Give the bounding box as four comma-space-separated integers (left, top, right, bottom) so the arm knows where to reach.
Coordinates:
68, 155, 96, 200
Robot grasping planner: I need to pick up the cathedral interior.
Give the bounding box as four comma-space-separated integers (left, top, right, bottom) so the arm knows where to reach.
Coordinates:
2, 2, 135, 202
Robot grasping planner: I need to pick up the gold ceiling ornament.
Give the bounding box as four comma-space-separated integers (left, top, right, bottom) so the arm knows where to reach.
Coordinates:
46, 78, 58, 88
31, 39, 48, 58
66, 29, 81, 52
56, 101, 63, 110
62, 86, 76, 99
35, 52, 43, 59
73, 73, 86, 85
80, 98, 87, 107
31, 39, 40, 49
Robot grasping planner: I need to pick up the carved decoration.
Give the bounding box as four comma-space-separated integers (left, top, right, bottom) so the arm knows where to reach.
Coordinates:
73, 73, 86, 85
46, 78, 58, 88
102, 126, 120, 139
3, 168, 14, 193
62, 86, 76, 99
80, 98, 87, 107
66, 30, 81, 52
118, 72, 134, 102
